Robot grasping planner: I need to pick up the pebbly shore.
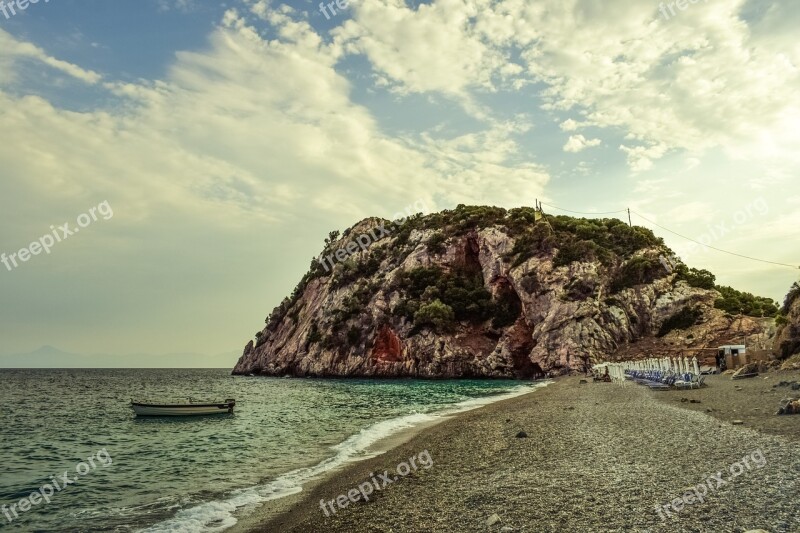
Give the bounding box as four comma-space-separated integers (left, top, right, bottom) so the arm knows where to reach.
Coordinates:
245, 372, 800, 533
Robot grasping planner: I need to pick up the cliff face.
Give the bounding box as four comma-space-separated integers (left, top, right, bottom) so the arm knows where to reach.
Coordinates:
776, 284, 800, 361
233, 206, 777, 378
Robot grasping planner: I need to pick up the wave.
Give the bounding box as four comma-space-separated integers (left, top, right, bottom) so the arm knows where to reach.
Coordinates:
138, 381, 549, 532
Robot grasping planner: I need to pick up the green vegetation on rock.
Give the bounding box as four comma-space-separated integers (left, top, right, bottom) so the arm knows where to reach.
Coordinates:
714, 285, 779, 317
610, 256, 665, 292
658, 307, 703, 337
413, 300, 456, 331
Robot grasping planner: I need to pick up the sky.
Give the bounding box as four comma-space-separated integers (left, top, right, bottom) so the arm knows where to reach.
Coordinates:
0, 0, 798, 365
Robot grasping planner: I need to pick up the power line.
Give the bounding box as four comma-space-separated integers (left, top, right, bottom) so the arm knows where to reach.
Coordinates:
539, 202, 628, 216
629, 210, 799, 270
535, 201, 798, 270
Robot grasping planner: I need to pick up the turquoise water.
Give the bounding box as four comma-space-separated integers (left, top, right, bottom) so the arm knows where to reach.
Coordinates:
0, 369, 544, 532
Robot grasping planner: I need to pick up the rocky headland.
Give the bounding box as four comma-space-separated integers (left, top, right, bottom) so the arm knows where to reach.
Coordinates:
233, 205, 793, 378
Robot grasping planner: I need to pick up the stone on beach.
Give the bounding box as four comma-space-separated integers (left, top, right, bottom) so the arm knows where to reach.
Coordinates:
257, 373, 800, 533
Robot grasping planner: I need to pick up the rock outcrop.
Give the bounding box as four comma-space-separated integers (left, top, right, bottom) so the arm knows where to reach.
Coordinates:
233, 206, 778, 378
775, 283, 800, 364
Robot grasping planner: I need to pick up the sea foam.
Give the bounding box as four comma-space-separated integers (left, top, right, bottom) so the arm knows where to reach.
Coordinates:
139, 381, 549, 532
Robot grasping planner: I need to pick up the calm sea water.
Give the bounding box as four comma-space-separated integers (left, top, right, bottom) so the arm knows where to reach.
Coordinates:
0, 369, 543, 532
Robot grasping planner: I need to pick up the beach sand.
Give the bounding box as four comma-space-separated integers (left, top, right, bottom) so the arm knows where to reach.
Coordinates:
243, 372, 800, 532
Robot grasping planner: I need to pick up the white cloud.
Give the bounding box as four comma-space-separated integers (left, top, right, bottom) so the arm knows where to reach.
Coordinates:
559, 118, 580, 131
563, 134, 601, 153
619, 143, 668, 172
0, 29, 102, 85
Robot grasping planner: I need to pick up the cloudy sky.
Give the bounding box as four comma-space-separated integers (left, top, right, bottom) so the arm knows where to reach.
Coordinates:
0, 0, 798, 365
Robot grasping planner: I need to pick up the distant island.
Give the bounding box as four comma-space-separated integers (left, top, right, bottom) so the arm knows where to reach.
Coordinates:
233, 205, 800, 378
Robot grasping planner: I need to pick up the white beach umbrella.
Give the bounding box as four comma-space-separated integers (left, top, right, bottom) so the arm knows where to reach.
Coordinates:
692, 356, 700, 376
682, 357, 690, 374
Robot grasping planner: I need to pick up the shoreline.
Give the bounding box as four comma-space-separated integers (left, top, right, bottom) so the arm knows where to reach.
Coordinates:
226, 381, 550, 533
244, 372, 800, 532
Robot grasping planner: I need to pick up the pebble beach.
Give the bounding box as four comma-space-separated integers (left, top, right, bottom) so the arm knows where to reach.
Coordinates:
246, 372, 800, 533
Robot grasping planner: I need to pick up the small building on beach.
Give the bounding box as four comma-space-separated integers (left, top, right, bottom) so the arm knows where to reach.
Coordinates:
719, 344, 746, 370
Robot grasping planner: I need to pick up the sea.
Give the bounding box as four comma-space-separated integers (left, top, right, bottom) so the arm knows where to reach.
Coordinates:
0, 369, 546, 532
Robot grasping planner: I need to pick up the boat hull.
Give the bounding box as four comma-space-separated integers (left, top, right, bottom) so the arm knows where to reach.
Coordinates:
131, 402, 235, 417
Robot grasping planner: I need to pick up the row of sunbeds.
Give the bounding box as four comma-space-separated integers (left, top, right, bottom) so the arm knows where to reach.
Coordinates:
625, 369, 706, 390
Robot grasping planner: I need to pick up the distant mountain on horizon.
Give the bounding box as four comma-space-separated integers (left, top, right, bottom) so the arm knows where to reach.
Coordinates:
0, 345, 239, 368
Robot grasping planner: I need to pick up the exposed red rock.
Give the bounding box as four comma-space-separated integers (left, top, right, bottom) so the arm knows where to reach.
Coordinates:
371, 324, 403, 363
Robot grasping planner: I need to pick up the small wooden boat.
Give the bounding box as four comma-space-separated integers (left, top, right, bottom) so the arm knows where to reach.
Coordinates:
131, 398, 235, 417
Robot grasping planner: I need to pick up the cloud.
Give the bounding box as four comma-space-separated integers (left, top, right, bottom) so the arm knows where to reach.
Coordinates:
0, 29, 102, 85
619, 143, 668, 172
559, 118, 580, 131
336, 0, 798, 169
563, 134, 601, 153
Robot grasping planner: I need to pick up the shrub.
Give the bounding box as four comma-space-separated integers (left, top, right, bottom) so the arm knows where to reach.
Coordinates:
346, 326, 361, 346
564, 278, 596, 301
610, 256, 664, 292
714, 286, 779, 317
675, 266, 716, 290
414, 300, 455, 331
306, 323, 322, 347
553, 239, 599, 267
658, 307, 702, 337
509, 224, 555, 267
426, 232, 448, 255
783, 282, 800, 314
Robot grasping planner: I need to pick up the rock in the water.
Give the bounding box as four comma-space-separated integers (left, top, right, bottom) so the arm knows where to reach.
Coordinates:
515, 431, 528, 438
486, 513, 501, 526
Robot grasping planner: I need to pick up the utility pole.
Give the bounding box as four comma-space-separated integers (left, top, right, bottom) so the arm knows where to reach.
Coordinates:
627, 208, 632, 227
